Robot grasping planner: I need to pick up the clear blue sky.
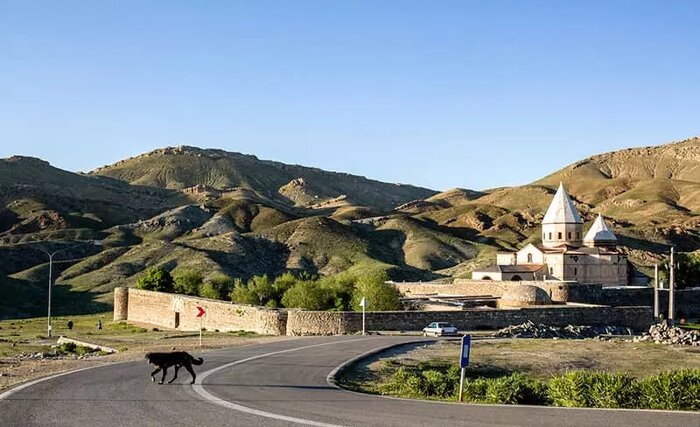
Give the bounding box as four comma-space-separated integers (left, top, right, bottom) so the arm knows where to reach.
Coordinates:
1, 1, 698, 191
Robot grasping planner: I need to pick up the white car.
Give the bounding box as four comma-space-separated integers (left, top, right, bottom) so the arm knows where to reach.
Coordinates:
422, 322, 459, 337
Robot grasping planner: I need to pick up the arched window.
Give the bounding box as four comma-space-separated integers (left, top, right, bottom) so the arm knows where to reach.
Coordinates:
511, 275, 522, 281
527, 253, 533, 263
574, 267, 578, 276
550, 267, 554, 275
548, 232, 552, 240
568, 232, 571, 239
558, 232, 562, 240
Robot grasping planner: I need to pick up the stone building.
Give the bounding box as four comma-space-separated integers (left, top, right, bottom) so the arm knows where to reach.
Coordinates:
472, 183, 628, 286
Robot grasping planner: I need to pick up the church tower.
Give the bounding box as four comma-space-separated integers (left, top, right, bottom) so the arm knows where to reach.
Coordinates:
541, 183, 583, 248
583, 214, 617, 249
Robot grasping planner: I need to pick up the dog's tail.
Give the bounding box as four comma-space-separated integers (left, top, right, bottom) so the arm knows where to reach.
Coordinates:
190, 355, 204, 365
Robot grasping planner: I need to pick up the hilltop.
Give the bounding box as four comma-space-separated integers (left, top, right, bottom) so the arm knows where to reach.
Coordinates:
1, 138, 699, 318
90, 146, 436, 211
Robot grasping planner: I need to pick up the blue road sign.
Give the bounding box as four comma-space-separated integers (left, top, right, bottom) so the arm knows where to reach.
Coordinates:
460, 335, 471, 368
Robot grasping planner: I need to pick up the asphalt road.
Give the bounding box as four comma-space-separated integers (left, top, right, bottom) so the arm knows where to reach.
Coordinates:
1, 336, 698, 427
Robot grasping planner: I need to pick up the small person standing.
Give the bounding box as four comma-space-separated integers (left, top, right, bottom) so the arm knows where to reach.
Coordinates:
97, 320, 103, 331
67, 320, 74, 330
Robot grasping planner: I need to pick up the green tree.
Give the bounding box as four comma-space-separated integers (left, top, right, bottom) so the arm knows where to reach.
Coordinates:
229, 278, 258, 305
247, 275, 274, 305
173, 269, 203, 296
135, 266, 174, 293
281, 280, 330, 310
660, 252, 700, 289
200, 273, 235, 300
351, 271, 401, 311
273, 272, 298, 300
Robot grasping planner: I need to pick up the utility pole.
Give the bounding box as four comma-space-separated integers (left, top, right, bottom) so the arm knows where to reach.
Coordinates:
669, 247, 675, 325
653, 264, 659, 320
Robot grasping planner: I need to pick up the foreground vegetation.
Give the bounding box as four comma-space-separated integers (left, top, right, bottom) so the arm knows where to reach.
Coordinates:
341, 339, 700, 411
136, 267, 402, 311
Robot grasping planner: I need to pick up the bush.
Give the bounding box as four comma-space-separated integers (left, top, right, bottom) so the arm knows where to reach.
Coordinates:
135, 267, 174, 293
549, 371, 640, 409
173, 269, 203, 296
281, 280, 331, 310
351, 271, 401, 311
638, 370, 700, 411
203, 273, 236, 300
229, 278, 259, 305
484, 372, 549, 405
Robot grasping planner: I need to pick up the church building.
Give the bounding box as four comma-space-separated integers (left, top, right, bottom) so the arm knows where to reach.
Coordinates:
472, 183, 628, 286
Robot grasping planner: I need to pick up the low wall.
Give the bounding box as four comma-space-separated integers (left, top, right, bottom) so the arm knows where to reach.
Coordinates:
602, 287, 700, 318
395, 280, 603, 304
285, 305, 654, 336
122, 288, 287, 335
116, 288, 655, 337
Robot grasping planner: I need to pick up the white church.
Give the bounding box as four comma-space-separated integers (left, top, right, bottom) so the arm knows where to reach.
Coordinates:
472, 183, 628, 286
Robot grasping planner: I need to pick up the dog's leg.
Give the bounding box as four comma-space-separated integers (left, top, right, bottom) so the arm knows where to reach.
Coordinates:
150, 368, 161, 382
184, 362, 197, 384
168, 365, 180, 384
159, 367, 168, 385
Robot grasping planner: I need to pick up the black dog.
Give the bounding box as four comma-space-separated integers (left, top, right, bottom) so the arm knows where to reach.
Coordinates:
145, 351, 204, 384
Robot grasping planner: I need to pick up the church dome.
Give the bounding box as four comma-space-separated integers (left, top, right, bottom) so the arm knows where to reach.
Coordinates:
583, 214, 617, 248
498, 285, 552, 308
542, 183, 583, 224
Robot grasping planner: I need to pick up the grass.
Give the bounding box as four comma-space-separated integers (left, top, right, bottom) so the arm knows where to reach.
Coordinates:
340, 338, 700, 394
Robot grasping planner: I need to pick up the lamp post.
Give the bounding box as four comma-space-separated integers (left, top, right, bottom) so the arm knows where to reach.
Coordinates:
40, 248, 64, 338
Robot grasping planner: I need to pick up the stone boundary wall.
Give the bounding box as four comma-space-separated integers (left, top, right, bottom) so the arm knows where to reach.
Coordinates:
117, 288, 654, 336
602, 287, 700, 318
120, 288, 287, 335
394, 280, 603, 304
285, 306, 654, 336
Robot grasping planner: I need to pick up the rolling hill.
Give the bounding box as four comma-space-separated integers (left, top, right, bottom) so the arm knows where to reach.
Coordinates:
1, 137, 699, 318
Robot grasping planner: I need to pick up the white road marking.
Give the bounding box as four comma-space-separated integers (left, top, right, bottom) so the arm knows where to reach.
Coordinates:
192, 338, 373, 427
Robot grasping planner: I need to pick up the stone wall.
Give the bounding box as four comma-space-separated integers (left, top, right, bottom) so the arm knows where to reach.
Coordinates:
117, 288, 656, 337
394, 280, 602, 304
121, 288, 287, 335
285, 305, 654, 336
602, 287, 700, 318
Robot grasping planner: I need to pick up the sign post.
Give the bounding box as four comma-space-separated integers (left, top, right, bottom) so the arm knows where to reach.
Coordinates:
359, 297, 367, 336
458, 335, 471, 402
196, 306, 206, 347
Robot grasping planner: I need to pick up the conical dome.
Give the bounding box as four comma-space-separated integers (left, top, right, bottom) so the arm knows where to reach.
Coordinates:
583, 214, 617, 248
543, 183, 583, 224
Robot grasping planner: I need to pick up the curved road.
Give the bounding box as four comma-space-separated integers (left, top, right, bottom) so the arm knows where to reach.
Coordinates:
1, 336, 697, 427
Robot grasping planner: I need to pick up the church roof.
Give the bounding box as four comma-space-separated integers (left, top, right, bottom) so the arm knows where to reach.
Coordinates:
542, 183, 583, 224
584, 214, 617, 243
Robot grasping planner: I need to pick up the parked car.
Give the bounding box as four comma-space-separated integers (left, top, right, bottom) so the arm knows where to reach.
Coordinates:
422, 322, 459, 337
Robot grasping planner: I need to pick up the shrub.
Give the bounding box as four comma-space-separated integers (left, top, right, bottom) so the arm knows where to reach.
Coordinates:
229, 278, 259, 305
135, 267, 174, 293
485, 372, 548, 405
204, 273, 236, 300
281, 280, 331, 310
549, 371, 639, 409
351, 271, 401, 311
638, 370, 700, 411
173, 269, 202, 296
461, 378, 490, 402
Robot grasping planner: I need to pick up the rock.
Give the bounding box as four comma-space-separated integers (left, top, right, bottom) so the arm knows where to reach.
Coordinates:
493, 321, 634, 340
638, 321, 700, 346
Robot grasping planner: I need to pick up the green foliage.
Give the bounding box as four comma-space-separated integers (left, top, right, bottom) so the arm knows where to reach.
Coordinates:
351, 271, 401, 311
549, 371, 640, 409
201, 273, 236, 300
379, 362, 700, 411
173, 269, 203, 296
135, 267, 174, 292
659, 252, 700, 289
485, 372, 549, 405
638, 370, 700, 411
281, 280, 330, 310
229, 278, 259, 305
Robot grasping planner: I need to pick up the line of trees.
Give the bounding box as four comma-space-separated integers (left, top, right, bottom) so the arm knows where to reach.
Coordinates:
135, 267, 402, 312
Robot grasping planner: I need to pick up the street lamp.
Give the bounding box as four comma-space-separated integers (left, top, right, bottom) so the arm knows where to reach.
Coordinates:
39, 248, 65, 338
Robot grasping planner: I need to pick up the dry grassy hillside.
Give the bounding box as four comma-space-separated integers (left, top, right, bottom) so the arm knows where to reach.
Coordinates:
1, 138, 699, 318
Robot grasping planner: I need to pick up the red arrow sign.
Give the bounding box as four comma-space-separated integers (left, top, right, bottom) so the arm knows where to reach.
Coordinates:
196, 306, 206, 317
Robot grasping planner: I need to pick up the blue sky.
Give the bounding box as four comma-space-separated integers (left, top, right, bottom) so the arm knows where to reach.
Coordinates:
1, 1, 698, 191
